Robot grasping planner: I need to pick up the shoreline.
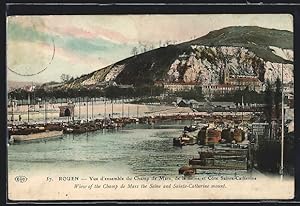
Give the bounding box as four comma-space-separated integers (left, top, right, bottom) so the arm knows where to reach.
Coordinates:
7, 102, 256, 125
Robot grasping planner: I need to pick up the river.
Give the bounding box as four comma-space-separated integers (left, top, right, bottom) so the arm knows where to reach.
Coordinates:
8, 120, 294, 200
8, 120, 201, 177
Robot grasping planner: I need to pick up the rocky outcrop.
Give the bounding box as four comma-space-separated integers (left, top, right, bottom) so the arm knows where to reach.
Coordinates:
62, 26, 293, 90
166, 45, 293, 85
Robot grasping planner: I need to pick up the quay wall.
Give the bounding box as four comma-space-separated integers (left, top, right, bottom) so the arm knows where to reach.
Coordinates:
8, 101, 254, 124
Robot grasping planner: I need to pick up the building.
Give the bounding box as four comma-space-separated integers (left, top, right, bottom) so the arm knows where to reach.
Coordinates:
177, 98, 200, 107
156, 66, 263, 95
178, 99, 237, 111
226, 77, 263, 92
210, 102, 237, 110
221, 66, 263, 92
155, 81, 200, 92
193, 101, 236, 112
202, 77, 263, 96
201, 84, 238, 95
58, 104, 75, 118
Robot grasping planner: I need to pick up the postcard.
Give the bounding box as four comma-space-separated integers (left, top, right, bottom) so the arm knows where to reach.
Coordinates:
7, 14, 294, 200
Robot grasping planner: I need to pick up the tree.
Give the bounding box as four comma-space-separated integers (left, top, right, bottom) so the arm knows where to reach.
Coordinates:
175, 86, 204, 102
264, 80, 274, 123
149, 44, 154, 50
137, 41, 144, 53
274, 77, 282, 121
164, 40, 172, 46
211, 88, 264, 104
216, 47, 230, 84
159, 40, 162, 47
60, 74, 71, 83
131, 46, 138, 56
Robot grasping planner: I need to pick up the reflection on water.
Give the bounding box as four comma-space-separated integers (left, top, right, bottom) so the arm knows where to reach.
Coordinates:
8, 120, 200, 176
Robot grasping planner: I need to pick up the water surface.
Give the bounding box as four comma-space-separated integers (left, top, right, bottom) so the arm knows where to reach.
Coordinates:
8, 120, 200, 176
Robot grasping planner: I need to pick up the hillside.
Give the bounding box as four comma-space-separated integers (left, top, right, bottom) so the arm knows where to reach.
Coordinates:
62, 26, 293, 89
184, 26, 293, 64
8, 81, 41, 92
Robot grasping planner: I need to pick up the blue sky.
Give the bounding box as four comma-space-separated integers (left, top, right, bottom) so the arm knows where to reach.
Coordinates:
7, 14, 293, 83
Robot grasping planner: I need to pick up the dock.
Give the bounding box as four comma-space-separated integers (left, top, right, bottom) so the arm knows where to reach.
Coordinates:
179, 144, 253, 175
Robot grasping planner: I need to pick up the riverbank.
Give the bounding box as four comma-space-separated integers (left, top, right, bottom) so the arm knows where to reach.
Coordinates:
7, 101, 253, 124
8, 101, 256, 125
8, 102, 193, 123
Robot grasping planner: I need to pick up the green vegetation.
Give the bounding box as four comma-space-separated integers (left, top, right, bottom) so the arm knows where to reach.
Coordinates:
114, 45, 190, 86
274, 77, 282, 120
264, 80, 273, 123
263, 78, 283, 123
174, 86, 205, 101
9, 88, 28, 100
186, 26, 293, 64
9, 86, 166, 100
212, 87, 265, 104
103, 86, 165, 99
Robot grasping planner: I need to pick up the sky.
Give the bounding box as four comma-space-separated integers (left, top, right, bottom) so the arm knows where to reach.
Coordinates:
7, 14, 293, 83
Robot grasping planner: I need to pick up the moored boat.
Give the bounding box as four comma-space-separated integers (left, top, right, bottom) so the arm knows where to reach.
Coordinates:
11, 130, 63, 143
173, 130, 198, 147
198, 127, 221, 145
187, 145, 251, 172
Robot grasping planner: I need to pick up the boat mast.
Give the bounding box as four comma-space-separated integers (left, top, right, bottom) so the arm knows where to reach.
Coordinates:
280, 63, 284, 181
122, 97, 124, 118
27, 92, 30, 123
86, 97, 89, 122
111, 99, 114, 118
78, 97, 81, 120
241, 95, 244, 129
91, 97, 94, 120
32, 82, 35, 111
128, 104, 130, 118
44, 98, 47, 125
11, 98, 14, 125
104, 99, 107, 119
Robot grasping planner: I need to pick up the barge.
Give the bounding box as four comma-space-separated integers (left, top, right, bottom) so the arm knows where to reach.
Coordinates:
179, 143, 253, 175
189, 146, 249, 171
10, 130, 63, 143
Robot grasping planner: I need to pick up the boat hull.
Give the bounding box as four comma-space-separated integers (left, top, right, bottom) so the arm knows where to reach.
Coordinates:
11, 130, 63, 143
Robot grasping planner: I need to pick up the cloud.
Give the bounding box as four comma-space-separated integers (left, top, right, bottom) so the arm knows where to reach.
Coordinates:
8, 16, 131, 44
7, 21, 134, 68
7, 40, 109, 82
7, 14, 293, 83
9, 14, 293, 44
